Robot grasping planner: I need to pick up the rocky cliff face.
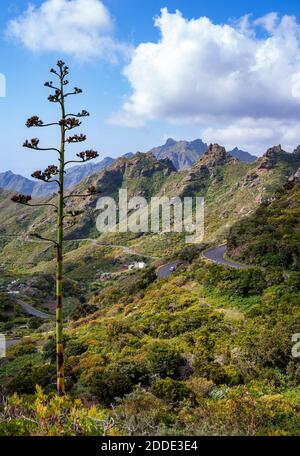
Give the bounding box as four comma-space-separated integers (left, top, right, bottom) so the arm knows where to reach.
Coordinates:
257, 145, 300, 170
199, 144, 236, 168
77, 152, 176, 199
177, 144, 238, 197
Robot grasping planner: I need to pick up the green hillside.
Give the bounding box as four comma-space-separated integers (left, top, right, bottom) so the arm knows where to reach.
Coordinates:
228, 177, 300, 269
1, 146, 300, 436
1, 257, 299, 435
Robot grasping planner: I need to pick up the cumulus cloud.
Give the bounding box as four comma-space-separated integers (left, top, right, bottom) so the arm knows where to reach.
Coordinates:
254, 12, 279, 33
201, 118, 300, 155
7, 0, 128, 61
111, 8, 300, 152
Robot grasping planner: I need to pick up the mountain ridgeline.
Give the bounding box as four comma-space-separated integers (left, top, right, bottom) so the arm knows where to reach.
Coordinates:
1, 142, 300, 268
0, 139, 257, 197
149, 138, 257, 170
0, 157, 114, 198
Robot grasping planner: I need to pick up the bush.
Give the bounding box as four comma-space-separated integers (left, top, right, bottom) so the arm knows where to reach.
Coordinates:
147, 343, 183, 379
28, 318, 43, 330
151, 377, 195, 403
6, 362, 56, 394
69, 302, 98, 321
64, 340, 87, 357
9, 340, 37, 357
87, 360, 150, 404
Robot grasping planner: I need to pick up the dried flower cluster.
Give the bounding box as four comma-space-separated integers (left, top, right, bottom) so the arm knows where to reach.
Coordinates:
76, 150, 99, 162
11, 194, 32, 205
26, 116, 44, 128
66, 134, 86, 143
50, 61, 69, 78
23, 138, 40, 149
59, 118, 81, 129
77, 110, 89, 117
31, 165, 59, 182
48, 89, 61, 103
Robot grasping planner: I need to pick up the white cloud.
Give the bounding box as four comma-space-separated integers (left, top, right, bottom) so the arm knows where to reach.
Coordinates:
7, 0, 128, 61
111, 8, 300, 151
254, 12, 279, 33
201, 118, 300, 155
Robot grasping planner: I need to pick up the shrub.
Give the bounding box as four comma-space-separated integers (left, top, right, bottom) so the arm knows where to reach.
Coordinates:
9, 340, 37, 357
69, 302, 98, 321
0, 387, 109, 436
147, 343, 183, 378
111, 386, 175, 436
151, 377, 195, 403
87, 360, 150, 404
6, 363, 56, 395
28, 318, 43, 330
65, 340, 87, 357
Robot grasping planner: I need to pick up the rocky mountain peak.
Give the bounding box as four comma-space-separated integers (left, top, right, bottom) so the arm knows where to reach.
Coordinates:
164, 138, 177, 148
148, 138, 208, 170
265, 144, 284, 158
258, 145, 286, 170
257, 144, 300, 170
200, 144, 234, 167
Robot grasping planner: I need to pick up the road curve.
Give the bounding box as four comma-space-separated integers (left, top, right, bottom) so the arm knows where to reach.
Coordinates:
202, 245, 246, 269
17, 300, 52, 319
156, 261, 180, 278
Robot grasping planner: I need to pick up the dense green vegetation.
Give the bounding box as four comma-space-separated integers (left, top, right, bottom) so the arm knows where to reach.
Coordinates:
1, 257, 299, 435
228, 180, 300, 269
1, 148, 300, 435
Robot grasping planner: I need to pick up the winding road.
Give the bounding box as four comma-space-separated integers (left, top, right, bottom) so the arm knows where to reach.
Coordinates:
17, 300, 52, 319
65, 238, 159, 260
202, 245, 246, 269
156, 261, 181, 278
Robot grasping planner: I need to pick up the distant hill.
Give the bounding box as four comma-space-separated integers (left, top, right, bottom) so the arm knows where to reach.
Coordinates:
229, 147, 257, 163
0, 157, 114, 197
148, 138, 257, 169
0, 171, 35, 195
149, 138, 208, 170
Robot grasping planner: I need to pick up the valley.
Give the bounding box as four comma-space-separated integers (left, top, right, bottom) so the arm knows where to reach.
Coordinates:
1, 142, 300, 436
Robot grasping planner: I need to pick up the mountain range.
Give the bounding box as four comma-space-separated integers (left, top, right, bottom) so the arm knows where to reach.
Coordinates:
149, 138, 257, 169
0, 157, 114, 198
1, 142, 299, 270
0, 139, 257, 196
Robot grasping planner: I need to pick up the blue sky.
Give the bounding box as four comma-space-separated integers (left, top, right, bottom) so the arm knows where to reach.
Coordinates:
1, 0, 300, 176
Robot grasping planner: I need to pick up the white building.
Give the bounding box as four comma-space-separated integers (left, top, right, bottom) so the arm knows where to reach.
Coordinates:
128, 262, 147, 271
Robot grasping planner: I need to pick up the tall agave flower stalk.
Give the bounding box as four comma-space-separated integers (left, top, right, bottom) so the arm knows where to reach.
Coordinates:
12, 60, 99, 396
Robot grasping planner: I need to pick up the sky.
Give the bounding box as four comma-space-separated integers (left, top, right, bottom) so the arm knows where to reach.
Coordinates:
1, 0, 300, 176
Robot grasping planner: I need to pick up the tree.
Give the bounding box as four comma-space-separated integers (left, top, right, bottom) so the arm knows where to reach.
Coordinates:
11, 60, 99, 396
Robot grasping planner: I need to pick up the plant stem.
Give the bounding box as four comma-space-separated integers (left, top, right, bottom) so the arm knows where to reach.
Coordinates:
56, 67, 66, 396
